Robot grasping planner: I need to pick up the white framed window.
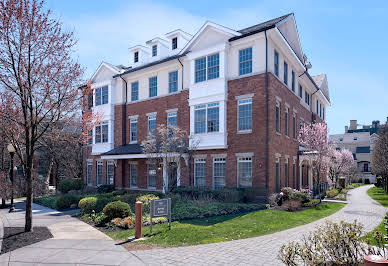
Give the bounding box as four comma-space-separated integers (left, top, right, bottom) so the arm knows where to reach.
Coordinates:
172, 37, 177, 50
129, 163, 138, 188
87, 162, 92, 185
169, 71, 178, 93
274, 50, 279, 77
194, 53, 219, 83
131, 81, 139, 101
194, 102, 219, 134
213, 158, 226, 190
152, 45, 157, 57
96, 161, 103, 186
285, 107, 289, 137
276, 101, 281, 133
194, 158, 206, 188
275, 157, 280, 192
291, 71, 295, 92
149, 76, 157, 98
284, 61, 288, 85
95, 121, 108, 144
95, 86, 108, 106
134, 51, 139, 63
107, 161, 114, 185
292, 113, 297, 139
239, 47, 252, 75
285, 158, 289, 187
238, 157, 252, 188
167, 111, 177, 127
130, 118, 138, 143
238, 98, 252, 132
316, 99, 319, 114
148, 115, 156, 135
87, 129, 93, 145
292, 159, 296, 189
147, 163, 157, 189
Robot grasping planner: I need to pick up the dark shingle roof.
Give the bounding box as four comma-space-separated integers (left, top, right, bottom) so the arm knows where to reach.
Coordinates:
230, 13, 293, 41
102, 144, 143, 156
356, 146, 370, 154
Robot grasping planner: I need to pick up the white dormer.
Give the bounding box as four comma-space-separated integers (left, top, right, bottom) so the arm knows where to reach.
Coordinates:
146, 37, 169, 61
165, 29, 192, 55
129, 45, 150, 67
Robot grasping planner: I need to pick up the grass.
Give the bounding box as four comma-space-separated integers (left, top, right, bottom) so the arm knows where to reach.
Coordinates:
363, 186, 388, 245
107, 202, 345, 247
350, 183, 367, 189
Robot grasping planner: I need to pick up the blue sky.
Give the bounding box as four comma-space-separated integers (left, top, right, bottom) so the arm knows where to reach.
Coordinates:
46, 0, 388, 134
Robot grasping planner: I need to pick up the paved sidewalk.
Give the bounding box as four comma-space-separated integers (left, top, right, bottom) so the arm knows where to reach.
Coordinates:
0, 185, 385, 265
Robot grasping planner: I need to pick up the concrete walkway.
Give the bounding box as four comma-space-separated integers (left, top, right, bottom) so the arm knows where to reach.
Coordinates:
0, 185, 386, 265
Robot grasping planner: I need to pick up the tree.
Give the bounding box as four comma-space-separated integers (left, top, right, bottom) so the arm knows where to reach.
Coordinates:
328, 147, 354, 187
141, 124, 198, 193
372, 127, 388, 193
298, 122, 330, 198
0, 0, 92, 232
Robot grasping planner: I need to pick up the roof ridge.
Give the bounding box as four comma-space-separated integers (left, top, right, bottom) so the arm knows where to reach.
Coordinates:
237, 13, 293, 34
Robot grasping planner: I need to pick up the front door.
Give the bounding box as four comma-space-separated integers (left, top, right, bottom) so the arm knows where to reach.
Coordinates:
168, 162, 178, 191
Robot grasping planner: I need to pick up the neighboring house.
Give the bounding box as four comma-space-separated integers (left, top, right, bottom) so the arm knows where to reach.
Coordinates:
83, 13, 331, 194
329, 118, 388, 183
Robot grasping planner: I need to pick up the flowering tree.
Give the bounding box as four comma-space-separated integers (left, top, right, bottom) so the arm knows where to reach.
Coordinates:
372, 127, 388, 193
0, 0, 94, 232
328, 147, 354, 187
298, 122, 330, 197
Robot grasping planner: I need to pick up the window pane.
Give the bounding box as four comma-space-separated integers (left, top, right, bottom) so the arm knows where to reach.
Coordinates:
238, 99, 252, 131
131, 82, 138, 101
152, 45, 157, 57
276, 161, 280, 192
130, 120, 137, 142
107, 162, 114, 185
96, 162, 103, 185
194, 109, 206, 133
130, 164, 138, 187
207, 53, 219, 80
148, 115, 156, 134
195, 57, 206, 83
276, 105, 280, 133
239, 47, 252, 75
299, 85, 303, 98
238, 159, 252, 187
149, 76, 157, 97
213, 159, 225, 190
195, 159, 206, 188
134, 51, 138, 63
102, 86, 108, 104
284, 62, 288, 85
167, 112, 177, 126
207, 106, 219, 132
169, 71, 178, 93
291, 71, 295, 92
95, 87, 101, 106
102, 124, 108, 143
285, 111, 289, 136
285, 163, 289, 187
95, 125, 101, 143
172, 37, 177, 50
147, 164, 157, 188
274, 51, 279, 77
87, 163, 92, 185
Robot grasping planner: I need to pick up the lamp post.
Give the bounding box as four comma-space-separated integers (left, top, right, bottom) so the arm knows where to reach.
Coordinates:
7, 144, 15, 213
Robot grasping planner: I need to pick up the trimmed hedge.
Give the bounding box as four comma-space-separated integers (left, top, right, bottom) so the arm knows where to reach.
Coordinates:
136, 194, 160, 213
57, 178, 82, 193
326, 189, 339, 198
56, 194, 80, 209
103, 201, 131, 220
78, 197, 97, 213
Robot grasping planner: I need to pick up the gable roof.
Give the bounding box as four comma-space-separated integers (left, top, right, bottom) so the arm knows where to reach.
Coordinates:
312, 73, 330, 103
90, 61, 123, 81
230, 13, 293, 41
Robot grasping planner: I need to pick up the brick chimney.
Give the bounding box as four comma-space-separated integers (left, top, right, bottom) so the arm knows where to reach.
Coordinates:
349, 120, 357, 130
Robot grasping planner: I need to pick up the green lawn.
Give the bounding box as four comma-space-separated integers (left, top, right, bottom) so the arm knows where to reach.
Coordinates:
107, 203, 345, 247
363, 186, 388, 245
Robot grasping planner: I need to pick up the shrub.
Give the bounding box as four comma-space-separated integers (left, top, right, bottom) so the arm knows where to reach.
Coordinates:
302, 199, 320, 208
365, 178, 370, 184
103, 201, 131, 220
78, 197, 98, 213
376, 177, 383, 187
95, 197, 114, 213
289, 191, 311, 203
114, 193, 139, 205
91, 212, 109, 226
71, 178, 82, 190
111, 216, 136, 229
34, 195, 57, 209
56, 194, 79, 209
97, 184, 115, 193
281, 199, 302, 211
57, 179, 73, 193
136, 194, 160, 213
240, 187, 267, 203
112, 190, 127, 196
325, 188, 339, 198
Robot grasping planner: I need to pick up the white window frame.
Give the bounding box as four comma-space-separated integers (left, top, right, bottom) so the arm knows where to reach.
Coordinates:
194, 102, 219, 134
213, 157, 226, 190
275, 157, 280, 192
167, 111, 177, 127
129, 162, 138, 188
276, 101, 281, 134
106, 161, 114, 185
285, 107, 289, 137
147, 114, 157, 135
87, 162, 92, 186
237, 156, 252, 188
237, 98, 252, 133
147, 163, 157, 189
95, 121, 109, 144
130, 117, 138, 143
194, 158, 206, 188
96, 161, 103, 186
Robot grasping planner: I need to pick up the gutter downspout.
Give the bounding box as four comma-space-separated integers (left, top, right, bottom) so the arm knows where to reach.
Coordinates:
119, 76, 128, 189
177, 58, 184, 91
265, 30, 269, 193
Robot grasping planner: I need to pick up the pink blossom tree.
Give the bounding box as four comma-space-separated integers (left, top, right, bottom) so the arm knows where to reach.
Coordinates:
298, 122, 330, 197
328, 147, 354, 187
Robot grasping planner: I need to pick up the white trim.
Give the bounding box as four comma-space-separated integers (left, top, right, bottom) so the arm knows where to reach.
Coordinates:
211, 153, 227, 158
275, 153, 281, 157
146, 111, 157, 116
235, 93, 254, 100
165, 108, 178, 113
90, 62, 120, 82
293, 108, 298, 114
236, 152, 254, 157
128, 115, 139, 119
273, 28, 305, 69
285, 102, 290, 108
193, 154, 207, 159
276, 96, 282, 102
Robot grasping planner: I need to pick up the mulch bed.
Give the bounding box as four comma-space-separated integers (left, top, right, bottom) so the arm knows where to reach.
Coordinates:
1, 227, 53, 254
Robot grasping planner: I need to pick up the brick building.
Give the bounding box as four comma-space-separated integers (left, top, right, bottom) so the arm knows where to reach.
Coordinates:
83, 13, 331, 194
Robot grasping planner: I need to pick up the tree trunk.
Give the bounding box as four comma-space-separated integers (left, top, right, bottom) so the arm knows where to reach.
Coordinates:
1, 198, 5, 207
24, 152, 34, 232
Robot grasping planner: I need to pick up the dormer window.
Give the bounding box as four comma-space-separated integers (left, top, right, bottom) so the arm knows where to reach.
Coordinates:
152, 45, 157, 57
172, 37, 177, 50
134, 51, 139, 63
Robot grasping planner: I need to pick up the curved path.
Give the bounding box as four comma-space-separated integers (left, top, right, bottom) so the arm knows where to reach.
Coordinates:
0, 185, 386, 265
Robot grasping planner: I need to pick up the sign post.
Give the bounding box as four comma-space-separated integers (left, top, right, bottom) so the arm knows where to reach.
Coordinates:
150, 198, 171, 234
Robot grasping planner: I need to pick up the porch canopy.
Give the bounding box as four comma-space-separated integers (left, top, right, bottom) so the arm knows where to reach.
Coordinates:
100, 144, 146, 160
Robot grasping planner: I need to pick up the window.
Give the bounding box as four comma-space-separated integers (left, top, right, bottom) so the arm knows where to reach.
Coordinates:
131, 81, 139, 101
275, 157, 280, 192
285, 158, 289, 187
87, 129, 93, 145
285, 108, 289, 136
194, 158, 206, 188
299, 85, 303, 98
194, 103, 219, 134
96, 161, 103, 186
95, 122, 108, 143
319, 104, 322, 118
149, 76, 157, 97
129, 163, 138, 188
316, 100, 319, 114
238, 157, 252, 187
213, 158, 226, 190
152, 45, 157, 57
323, 107, 325, 120
292, 114, 297, 139
207, 53, 219, 80
354, 137, 358, 141
87, 162, 92, 185
172, 37, 177, 50
147, 164, 157, 189
274, 50, 279, 77
195, 57, 206, 83
88, 92, 93, 110
95, 86, 108, 106
292, 161, 296, 189
305, 91, 310, 105
130, 118, 138, 142
148, 115, 156, 135
195, 53, 220, 83
284, 62, 288, 85
239, 47, 252, 75
291, 71, 295, 92
238, 98, 252, 131
276, 101, 281, 133
167, 111, 177, 126
134, 51, 139, 63
169, 71, 178, 93
107, 161, 114, 185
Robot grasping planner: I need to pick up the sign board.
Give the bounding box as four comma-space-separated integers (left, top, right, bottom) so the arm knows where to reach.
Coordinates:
150, 198, 171, 233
